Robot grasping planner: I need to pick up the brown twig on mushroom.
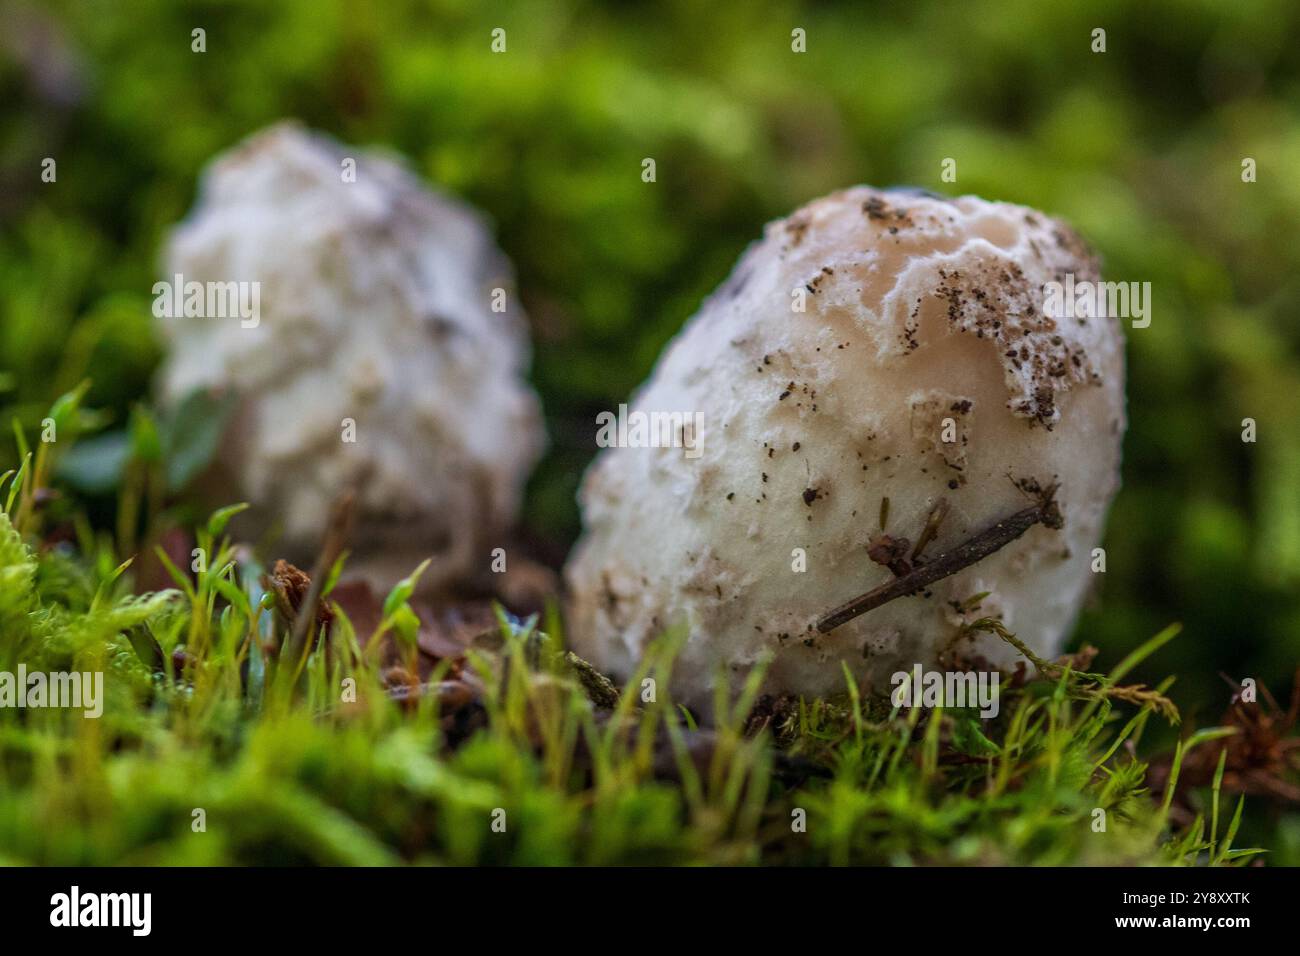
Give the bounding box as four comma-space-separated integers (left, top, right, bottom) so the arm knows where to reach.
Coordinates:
817, 484, 1062, 633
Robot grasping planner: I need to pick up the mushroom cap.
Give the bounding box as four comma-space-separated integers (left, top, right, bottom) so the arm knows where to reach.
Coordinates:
565, 186, 1125, 711
157, 122, 544, 586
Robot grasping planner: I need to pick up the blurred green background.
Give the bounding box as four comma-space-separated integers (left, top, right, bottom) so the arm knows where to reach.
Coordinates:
2, 0, 1298, 721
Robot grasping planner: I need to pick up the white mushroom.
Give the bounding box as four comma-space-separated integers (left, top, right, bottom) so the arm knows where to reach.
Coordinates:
565, 186, 1125, 712
156, 122, 544, 588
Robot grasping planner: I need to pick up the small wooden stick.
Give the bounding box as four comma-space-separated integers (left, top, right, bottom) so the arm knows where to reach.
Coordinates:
817, 485, 1061, 634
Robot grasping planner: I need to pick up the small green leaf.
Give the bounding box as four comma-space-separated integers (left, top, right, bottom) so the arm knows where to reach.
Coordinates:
207, 502, 250, 538
390, 604, 420, 647
46, 379, 91, 437
382, 557, 430, 619
213, 575, 254, 624
677, 703, 698, 732
90, 556, 134, 612
153, 545, 195, 600
322, 549, 349, 598
5, 454, 30, 514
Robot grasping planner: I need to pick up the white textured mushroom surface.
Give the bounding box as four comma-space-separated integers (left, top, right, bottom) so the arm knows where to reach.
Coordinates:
565, 186, 1125, 711
157, 122, 544, 587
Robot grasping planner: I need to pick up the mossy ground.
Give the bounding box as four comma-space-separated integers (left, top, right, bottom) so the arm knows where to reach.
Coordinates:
0, 391, 1281, 867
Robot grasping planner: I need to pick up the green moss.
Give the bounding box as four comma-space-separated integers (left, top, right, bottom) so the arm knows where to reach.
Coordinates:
0, 431, 1269, 865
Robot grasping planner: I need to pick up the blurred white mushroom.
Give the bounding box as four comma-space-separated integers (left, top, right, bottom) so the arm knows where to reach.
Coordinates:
156, 122, 544, 589
565, 186, 1125, 712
